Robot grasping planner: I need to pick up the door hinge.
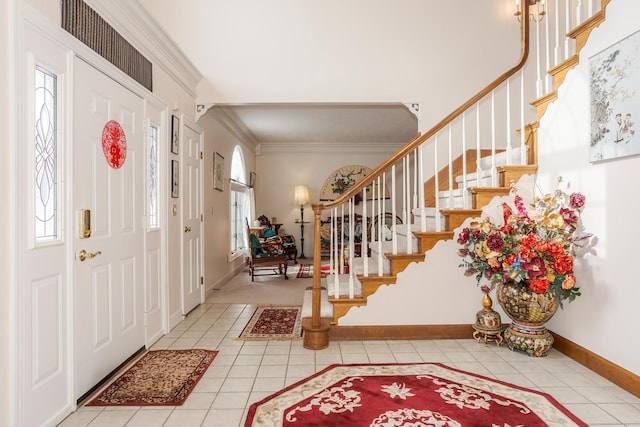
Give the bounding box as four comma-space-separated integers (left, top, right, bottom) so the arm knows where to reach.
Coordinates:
200, 151, 203, 160
200, 213, 203, 222
200, 276, 204, 285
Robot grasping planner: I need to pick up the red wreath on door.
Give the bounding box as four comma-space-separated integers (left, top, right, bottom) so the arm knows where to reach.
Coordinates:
101, 120, 127, 169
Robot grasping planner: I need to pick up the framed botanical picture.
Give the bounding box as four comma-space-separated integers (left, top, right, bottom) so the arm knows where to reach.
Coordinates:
590, 29, 640, 162
171, 115, 179, 154
213, 152, 225, 191
171, 160, 179, 198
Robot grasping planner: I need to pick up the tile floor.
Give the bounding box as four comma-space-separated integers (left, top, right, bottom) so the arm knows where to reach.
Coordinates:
59, 302, 640, 426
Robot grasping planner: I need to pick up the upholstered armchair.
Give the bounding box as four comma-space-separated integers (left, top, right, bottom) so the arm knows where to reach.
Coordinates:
246, 219, 288, 281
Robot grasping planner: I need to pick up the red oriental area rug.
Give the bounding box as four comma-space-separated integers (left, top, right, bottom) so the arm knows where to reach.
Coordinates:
87, 349, 217, 406
238, 305, 303, 340
245, 363, 587, 426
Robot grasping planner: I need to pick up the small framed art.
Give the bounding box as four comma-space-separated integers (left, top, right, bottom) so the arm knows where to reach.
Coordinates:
213, 152, 225, 191
171, 115, 179, 154
171, 160, 179, 198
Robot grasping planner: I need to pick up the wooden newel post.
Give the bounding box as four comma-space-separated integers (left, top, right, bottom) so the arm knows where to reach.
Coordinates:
302, 204, 331, 349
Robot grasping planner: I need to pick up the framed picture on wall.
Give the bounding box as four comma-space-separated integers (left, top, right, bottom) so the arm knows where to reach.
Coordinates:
213, 152, 225, 191
171, 160, 179, 198
589, 29, 640, 162
171, 115, 179, 154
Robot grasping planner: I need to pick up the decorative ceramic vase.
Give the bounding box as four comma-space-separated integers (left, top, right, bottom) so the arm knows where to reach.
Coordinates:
472, 293, 504, 346
496, 281, 560, 357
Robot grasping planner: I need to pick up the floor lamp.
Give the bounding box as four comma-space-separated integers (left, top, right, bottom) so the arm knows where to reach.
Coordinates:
294, 185, 310, 259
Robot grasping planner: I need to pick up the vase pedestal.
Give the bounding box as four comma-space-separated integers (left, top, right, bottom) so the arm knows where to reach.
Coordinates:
503, 321, 554, 357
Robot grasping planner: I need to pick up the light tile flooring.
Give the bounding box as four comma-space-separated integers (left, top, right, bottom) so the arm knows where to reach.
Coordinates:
59, 302, 640, 426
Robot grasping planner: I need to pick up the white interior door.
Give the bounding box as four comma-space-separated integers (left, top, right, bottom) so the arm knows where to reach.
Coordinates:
73, 58, 145, 399
182, 118, 204, 314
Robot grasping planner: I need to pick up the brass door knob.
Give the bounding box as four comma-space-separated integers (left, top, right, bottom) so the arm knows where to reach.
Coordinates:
79, 249, 102, 262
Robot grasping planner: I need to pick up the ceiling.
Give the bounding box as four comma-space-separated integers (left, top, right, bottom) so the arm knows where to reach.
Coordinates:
214, 103, 419, 145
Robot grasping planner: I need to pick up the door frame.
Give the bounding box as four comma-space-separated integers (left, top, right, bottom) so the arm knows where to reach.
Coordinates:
181, 116, 205, 314
12, 3, 172, 424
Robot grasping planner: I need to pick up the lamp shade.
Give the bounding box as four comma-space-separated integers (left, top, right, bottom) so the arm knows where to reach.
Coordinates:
294, 185, 310, 206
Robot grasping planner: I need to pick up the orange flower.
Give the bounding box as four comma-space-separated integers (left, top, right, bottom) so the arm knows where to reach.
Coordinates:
530, 279, 551, 294
562, 274, 576, 290
552, 254, 574, 275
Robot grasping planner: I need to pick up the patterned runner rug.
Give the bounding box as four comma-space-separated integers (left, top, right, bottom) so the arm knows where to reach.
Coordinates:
238, 305, 303, 340
296, 263, 333, 278
87, 349, 217, 406
245, 363, 588, 426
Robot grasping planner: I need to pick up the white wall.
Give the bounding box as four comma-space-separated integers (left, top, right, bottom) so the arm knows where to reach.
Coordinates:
255, 146, 398, 257
342, 0, 640, 377
140, 0, 520, 131
536, 0, 640, 375
200, 113, 257, 295
1, 0, 13, 423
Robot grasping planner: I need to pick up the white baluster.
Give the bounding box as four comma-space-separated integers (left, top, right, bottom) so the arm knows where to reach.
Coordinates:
491, 91, 497, 187
461, 113, 468, 209
447, 124, 453, 209
506, 79, 512, 165
362, 187, 368, 277
434, 134, 441, 232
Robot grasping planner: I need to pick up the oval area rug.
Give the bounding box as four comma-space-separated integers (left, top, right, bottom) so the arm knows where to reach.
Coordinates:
245, 362, 587, 426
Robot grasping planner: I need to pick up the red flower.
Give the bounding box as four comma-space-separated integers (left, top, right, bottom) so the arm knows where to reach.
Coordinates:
552, 253, 574, 275
530, 278, 551, 293
559, 207, 578, 227
569, 192, 585, 209
522, 256, 547, 279
486, 233, 504, 252
457, 228, 470, 244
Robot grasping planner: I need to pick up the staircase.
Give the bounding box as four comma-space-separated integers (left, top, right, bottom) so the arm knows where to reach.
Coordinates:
302, 0, 611, 350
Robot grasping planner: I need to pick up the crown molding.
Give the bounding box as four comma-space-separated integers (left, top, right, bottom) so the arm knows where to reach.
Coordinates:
84, 0, 202, 98
208, 107, 259, 150
259, 142, 404, 154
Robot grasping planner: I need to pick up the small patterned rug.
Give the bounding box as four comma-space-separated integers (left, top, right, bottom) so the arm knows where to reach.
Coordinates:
238, 306, 303, 340
87, 349, 217, 406
245, 363, 588, 426
296, 264, 334, 278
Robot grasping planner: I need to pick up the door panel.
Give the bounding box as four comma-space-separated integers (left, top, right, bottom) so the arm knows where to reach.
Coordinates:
73, 58, 145, 399
182, 119, 203, 314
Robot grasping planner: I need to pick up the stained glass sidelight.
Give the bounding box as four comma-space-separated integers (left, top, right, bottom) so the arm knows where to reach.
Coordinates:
34, 66, 57, 241
148, 123, 159, 229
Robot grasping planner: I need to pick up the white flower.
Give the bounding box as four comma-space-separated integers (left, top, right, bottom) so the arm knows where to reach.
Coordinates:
381, 382, 415, 400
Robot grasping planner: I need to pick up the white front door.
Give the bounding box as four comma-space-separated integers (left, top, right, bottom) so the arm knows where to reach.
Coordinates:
73, 58, 145, 399
182, 118, 204, 314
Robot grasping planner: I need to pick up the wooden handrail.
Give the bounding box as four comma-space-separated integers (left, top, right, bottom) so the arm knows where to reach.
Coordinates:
307, 2, 533, 334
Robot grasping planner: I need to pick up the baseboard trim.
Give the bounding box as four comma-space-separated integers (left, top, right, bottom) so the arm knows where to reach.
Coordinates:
328, 324, 639, 398
551, 332, 640, 398
329, 324, 474, 341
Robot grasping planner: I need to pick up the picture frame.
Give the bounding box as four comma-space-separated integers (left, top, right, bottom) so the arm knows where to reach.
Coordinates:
589, 29, 640, 163
171, 160, 179, 198
213, 152, 225, 191
171, 115, 179, 154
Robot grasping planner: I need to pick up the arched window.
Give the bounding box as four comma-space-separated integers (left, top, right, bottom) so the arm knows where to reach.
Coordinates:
229, 146, 253, 256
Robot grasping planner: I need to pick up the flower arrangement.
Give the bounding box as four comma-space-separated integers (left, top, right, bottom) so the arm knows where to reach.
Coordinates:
457, 178, 594, 306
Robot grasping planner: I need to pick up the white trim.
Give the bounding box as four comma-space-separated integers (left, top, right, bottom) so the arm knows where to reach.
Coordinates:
259, 141, 405, 154
84, 0, 202, 98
